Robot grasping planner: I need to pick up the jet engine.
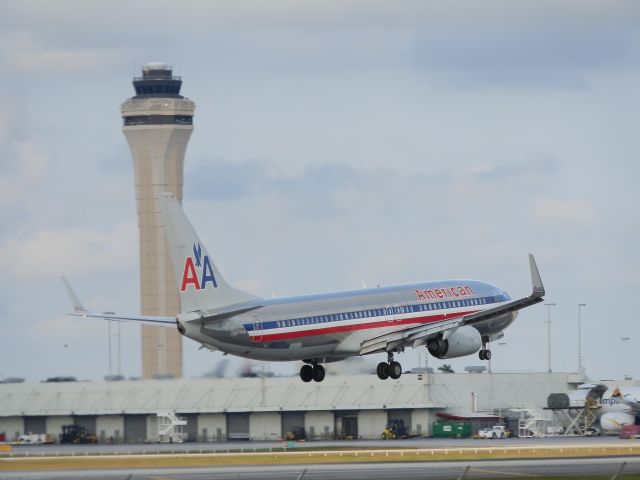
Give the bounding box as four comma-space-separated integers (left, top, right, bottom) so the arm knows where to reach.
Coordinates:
427, 326, 482, 359
600, 412, 636, 432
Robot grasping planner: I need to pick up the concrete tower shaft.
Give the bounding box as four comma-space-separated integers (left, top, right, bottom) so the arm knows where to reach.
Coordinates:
121, 63, 195, 379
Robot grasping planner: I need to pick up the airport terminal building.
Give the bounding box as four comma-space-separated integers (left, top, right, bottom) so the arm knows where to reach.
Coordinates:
0, 372, 583, 443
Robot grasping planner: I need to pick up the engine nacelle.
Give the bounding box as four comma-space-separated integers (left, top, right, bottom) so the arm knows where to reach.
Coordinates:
600, 412, 636, 432
427, 326, 482, 359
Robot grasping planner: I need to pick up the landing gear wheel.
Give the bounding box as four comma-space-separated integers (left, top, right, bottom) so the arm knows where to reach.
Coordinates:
376, 362, 389, 380
312, 364, 325, 382
300, 364, 313, 382
479, 349, 492, 360
389, 361, 402, 379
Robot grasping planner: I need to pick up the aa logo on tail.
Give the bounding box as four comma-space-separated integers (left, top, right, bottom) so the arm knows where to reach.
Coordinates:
181, 243, 218, 292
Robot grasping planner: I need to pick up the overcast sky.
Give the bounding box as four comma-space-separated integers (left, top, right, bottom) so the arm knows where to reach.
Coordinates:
1, 1, 639, 383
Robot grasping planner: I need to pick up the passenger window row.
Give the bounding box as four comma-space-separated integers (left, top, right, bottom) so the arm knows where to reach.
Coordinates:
268, 294, 509, 330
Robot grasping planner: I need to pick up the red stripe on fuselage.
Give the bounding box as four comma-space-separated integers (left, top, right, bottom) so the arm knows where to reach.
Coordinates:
255, 309, 481, 342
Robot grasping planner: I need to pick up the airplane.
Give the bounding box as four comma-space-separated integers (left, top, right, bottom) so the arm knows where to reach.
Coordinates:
599, 387, 640, 431
64, 193, 546, 382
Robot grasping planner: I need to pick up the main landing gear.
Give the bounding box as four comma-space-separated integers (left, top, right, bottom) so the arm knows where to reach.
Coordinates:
479, 335, 491, 361
377, 352, 402, 380
300, 361, 325, 383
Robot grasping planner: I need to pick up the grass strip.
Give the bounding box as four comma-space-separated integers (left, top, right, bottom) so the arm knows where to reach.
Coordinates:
2, 445, 640, 472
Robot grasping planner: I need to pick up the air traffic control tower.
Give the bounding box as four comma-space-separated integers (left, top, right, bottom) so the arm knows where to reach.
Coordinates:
121, 63, 195, 379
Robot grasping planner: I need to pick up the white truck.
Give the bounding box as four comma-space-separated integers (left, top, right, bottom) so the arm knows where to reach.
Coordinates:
15, 433, 55, 444
478, 425, 510, 439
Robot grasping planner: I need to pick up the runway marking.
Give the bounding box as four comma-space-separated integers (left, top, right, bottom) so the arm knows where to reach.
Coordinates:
469, 467, 536, 477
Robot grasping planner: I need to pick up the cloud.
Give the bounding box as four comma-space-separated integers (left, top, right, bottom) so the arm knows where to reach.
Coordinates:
186, 158, 385, 206
472, 157, 558, 181
4, 1, 638, 81
0, 223, 137, 278
410, 23, 637, 89
532, 199, 595, 227
8, 45, 128, 75
186, 156, 561, 226
0, 30, 133, 75
0, 139, 49, 218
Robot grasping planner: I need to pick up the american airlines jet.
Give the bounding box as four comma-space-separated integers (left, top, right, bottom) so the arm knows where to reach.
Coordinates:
65, 194, 546, 382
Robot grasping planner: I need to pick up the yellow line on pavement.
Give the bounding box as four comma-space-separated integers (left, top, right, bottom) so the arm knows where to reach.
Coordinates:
469, 467, 537, 477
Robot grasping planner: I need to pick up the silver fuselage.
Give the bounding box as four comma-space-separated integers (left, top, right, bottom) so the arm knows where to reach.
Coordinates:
179, 279, 515, 362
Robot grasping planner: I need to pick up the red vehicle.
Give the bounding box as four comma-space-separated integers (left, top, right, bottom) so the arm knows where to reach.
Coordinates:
619, 425, 640, 439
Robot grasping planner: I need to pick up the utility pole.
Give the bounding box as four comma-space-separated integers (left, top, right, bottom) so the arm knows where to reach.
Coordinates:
108, 321, 112, 378
577, 303, 586, 374
117, 321, 122, 378
622, 337, 631, 380
544, 303, 556, 373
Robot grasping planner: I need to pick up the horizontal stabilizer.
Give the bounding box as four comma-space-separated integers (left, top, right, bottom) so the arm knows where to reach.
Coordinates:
62, 277, 175, 326
61, 276, 86, 314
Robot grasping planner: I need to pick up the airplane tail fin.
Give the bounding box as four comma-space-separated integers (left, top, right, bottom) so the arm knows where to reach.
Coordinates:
160, 193, 260, 313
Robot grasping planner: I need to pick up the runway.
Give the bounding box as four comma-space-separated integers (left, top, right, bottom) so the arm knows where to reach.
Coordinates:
1, 457, 639, 479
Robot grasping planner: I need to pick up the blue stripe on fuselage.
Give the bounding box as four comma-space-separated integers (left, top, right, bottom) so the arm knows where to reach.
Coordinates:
243, 293, 509, 332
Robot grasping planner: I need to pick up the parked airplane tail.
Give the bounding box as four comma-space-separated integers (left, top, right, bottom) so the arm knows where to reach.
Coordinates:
160, 193, 260, 313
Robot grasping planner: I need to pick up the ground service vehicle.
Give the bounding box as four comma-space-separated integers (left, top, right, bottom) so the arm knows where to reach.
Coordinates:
60, 425, 97, 444
382, 419, 409, 439
285, 427, 306, 441
16, 434, 54, 444
478, 425, 509, 439
433, 421, 472, 438
620, 425, 640, 439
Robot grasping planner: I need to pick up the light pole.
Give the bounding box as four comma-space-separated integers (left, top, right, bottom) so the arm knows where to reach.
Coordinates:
544, 303, 556, 373
578, 303, 586, 374
108, 321, 112, 378
117, 321, 122, 378
104, 312, 116, 380
622, 337, 631, 380
498, 342, 507, 372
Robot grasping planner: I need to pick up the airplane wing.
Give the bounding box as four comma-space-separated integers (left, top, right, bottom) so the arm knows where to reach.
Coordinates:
360, 254, 545, 356
62, 277, 176, 325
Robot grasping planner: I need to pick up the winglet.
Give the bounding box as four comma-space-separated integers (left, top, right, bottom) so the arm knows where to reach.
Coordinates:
528, 254, 545, 298
61, 276, 87, 315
